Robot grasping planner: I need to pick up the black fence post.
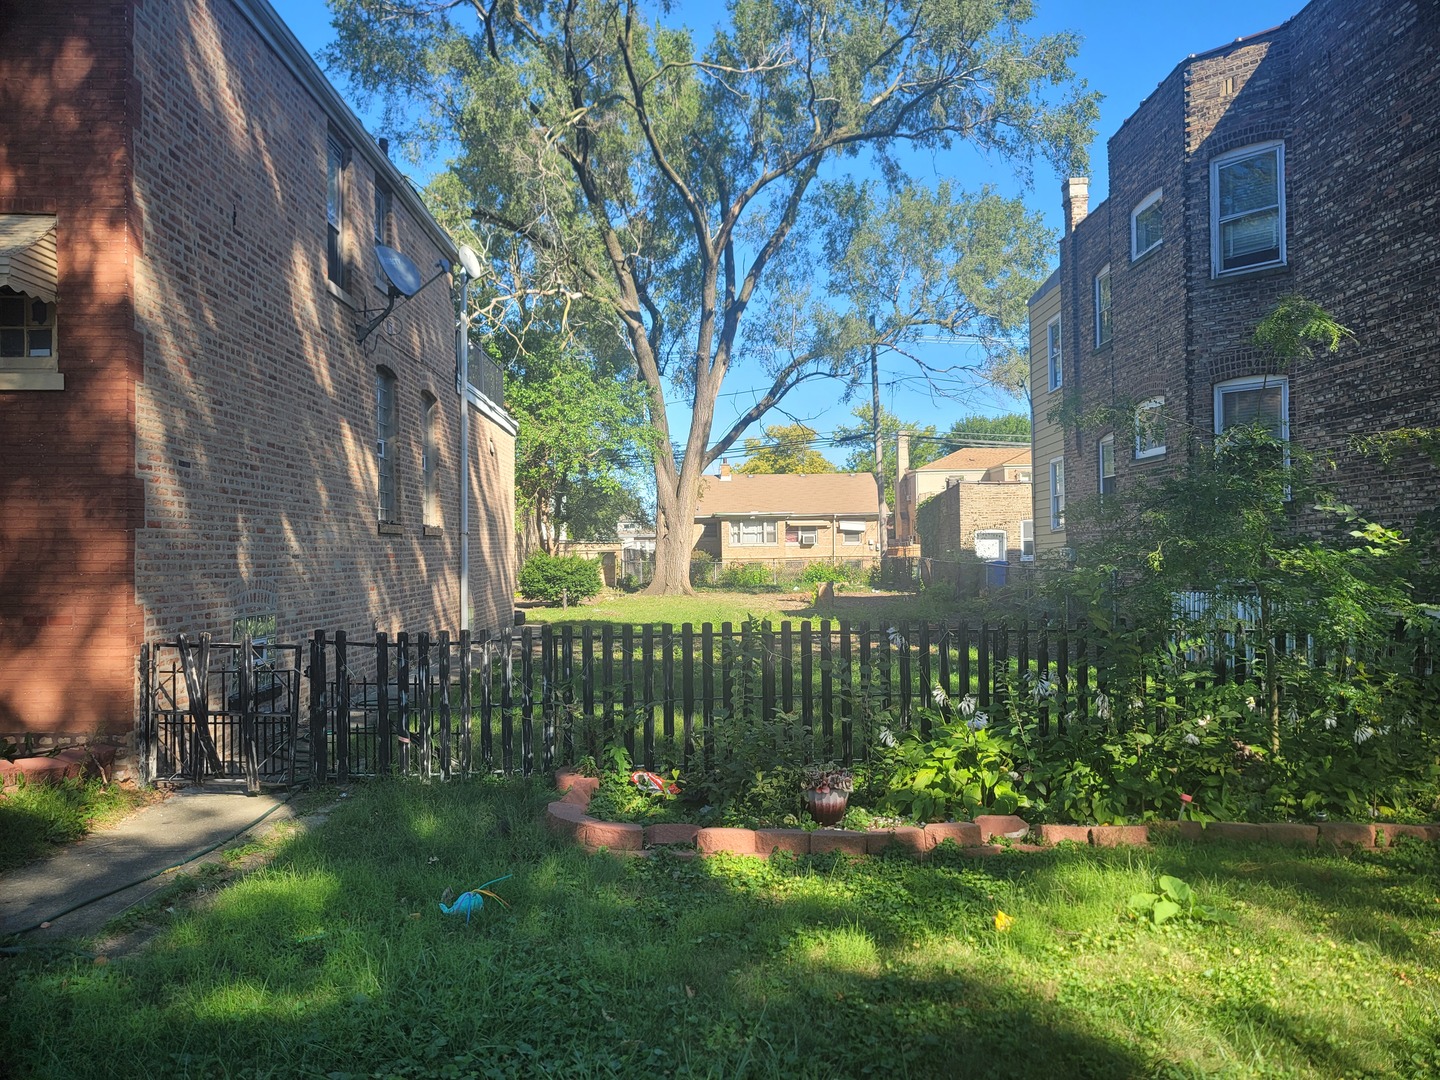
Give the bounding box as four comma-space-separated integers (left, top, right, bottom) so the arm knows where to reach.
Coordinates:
309, 630, 327, 784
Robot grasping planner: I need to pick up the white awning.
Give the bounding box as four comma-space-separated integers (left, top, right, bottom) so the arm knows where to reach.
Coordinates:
838, 520, 867, 532
0, 215, 58, 303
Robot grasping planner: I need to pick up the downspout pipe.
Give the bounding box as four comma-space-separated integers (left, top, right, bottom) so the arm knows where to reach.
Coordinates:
456, 247, 480, 634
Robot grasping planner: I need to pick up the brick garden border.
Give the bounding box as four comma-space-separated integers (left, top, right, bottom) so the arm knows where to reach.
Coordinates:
548, 770, 1440, 858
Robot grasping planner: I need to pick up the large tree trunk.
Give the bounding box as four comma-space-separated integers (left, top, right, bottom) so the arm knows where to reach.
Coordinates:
647, 464, 699, 594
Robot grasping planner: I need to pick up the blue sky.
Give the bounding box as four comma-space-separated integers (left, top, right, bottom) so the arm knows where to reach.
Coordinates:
279, 0, 1303, 466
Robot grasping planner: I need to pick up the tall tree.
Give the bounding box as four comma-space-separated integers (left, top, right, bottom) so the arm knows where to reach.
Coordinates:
496, 334, 654, 557
734, 422, 837, 474
329, 0, 1097, 592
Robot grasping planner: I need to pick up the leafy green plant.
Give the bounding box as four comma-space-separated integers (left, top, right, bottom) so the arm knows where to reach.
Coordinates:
719, 563, 773, 589
881, 705, 1028, 821
517, 552, 604, 605
1127, 874, 1235, 926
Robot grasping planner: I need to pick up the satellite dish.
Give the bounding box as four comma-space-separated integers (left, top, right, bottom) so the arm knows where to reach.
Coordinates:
376, 244, 424, 298
458, 244, 483, 279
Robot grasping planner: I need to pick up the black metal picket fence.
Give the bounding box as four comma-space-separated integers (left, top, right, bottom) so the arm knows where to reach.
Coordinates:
138, 615, 1432, 790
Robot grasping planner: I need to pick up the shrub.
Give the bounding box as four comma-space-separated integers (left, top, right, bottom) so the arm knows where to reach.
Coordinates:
689, 550, 716, 587
720, 562, 773, 589
517, 552, 603, 605
797, 562, 863, 587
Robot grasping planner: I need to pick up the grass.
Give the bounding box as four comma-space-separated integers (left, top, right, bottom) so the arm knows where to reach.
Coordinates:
524, 586, 961, 629
0, 776, 161, 871
3, 779, 1439, 1078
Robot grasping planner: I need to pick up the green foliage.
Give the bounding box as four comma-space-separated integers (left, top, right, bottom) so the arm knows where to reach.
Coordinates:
517, 552, 604, 605
327, 0, 1097, 591
1252, 295, 1353, 365
797, 562, 866, 587
881, 705, 1029, 821
1127, 875, 1235, 926
735, 423, 838, 475
719, 563, 773, 589
0, 776, 152, 871
494, 334, 654, 547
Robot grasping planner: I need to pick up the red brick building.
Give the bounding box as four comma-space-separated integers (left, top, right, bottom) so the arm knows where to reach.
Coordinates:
0, 0, 516, 753
1031, 0, 1440, 548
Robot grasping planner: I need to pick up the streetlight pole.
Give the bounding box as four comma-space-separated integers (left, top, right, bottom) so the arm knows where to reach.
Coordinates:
869, 316, 887, 556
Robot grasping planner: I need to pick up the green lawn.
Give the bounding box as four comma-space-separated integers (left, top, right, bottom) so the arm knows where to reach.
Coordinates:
0, 776, 160, 872
4, 779, 1438, 1078
524, 586, 960, 629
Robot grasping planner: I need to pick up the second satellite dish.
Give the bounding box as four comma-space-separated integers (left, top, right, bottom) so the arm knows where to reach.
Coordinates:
376, 244, 425, 298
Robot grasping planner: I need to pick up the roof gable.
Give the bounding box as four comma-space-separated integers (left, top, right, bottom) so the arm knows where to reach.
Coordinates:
917, 446, 1031, 473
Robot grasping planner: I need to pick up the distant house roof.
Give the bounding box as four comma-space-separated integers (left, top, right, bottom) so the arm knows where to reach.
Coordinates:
694, 472, 878, 519
917, 447, 1032, 473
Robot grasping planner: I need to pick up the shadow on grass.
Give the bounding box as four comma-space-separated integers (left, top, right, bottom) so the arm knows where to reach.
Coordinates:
3, 780, 1437, 1079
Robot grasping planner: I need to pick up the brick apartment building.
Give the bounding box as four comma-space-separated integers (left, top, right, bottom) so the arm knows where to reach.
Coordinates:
1029, 0, 1440, 553
0, 0, 517, 752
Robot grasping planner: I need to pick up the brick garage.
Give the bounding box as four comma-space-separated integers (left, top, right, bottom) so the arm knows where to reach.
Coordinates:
1034, 0, 1440, 543
0, 0, 516, 753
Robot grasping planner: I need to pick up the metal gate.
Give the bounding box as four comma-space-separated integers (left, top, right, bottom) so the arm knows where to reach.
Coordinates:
137, 633, 303, 790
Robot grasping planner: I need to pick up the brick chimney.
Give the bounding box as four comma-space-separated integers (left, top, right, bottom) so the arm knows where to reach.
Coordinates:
1062, 177, 1089, 234
719, 460, 732, 481
896, 432, 911, 478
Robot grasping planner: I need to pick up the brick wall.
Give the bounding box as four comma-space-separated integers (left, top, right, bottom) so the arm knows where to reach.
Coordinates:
917, 482, 1033, 564
1048, 0, 1440, 542
0, 0, 146, 737
0, 0, 517, 741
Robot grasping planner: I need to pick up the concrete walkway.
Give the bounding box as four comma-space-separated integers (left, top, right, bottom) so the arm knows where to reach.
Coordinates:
0, 786, 307, 941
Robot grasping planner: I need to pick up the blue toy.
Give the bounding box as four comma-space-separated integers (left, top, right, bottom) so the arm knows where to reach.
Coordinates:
438, 875, 512, 922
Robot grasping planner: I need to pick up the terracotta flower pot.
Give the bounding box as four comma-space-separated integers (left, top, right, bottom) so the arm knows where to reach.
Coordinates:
804, 788, 849, 826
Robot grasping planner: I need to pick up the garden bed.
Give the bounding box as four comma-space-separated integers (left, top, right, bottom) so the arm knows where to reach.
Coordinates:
548, 769, 1439, 858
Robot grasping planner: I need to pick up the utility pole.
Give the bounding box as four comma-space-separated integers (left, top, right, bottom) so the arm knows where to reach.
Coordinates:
869, 316, 887, 555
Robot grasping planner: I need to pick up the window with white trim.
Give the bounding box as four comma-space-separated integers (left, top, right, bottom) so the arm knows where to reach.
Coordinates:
974, 529, 1007, 561
1047, 314, 1062, 391
1049, 458, 1065, 530
839, 520, 866, 546
729, 520, 777, 546
1094, 264, 1112, 346
376, 367, 398, 524
1098, 433, 1115, 495
1019, 519, 1034, 561
1135, 397, 1166, 460
785, 525, 818, 546
1212, 142, 1284, 275
1215, 375, 1288, 440
1131, 189, 1163, 260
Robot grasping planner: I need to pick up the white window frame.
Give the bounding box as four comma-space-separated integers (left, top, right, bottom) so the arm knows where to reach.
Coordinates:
1211, 141, 1285, 276
1214, 375, 1289, 442
729, 519, 778, 546
1019, 519, 1034, 561
1134, 397, 1166, 460
1131, 188, 1163, 260
1049, 458, 1065, 530
1046, 314, 1062, 391
1098, 433, 1115, 495
1094, 264, 1112, 347
974, 529, 1007, 561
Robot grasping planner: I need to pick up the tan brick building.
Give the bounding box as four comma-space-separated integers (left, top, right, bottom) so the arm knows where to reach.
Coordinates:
692, 468, 881, 577
895, 444, 1033, 562
1029, 0, 1440, 551
0, 0, 517, 750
